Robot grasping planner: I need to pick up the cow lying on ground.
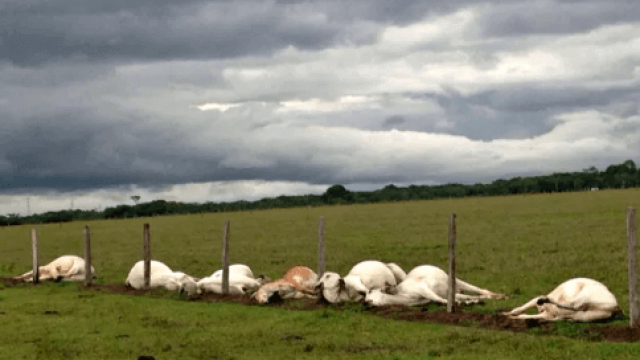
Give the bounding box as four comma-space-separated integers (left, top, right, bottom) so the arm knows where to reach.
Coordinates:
197, 264, 271, 295
364, 265, 507, 306
15, 255, 96, 282
196, 275, 251, 295
253, 266, 318, 303
500, 278, 622, 322
316, 260, 403, 303
125, 260, 198, 295
210, 264, 255, 279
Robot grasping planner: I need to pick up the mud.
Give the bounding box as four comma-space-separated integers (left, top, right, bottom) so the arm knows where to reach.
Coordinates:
587, 325, 640, 342
366, 304, 550, 332
9, 282, 640, 343
0, 277, 24, 286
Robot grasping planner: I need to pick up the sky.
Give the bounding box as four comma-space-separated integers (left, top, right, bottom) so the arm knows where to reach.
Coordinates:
1, 0, 639, 216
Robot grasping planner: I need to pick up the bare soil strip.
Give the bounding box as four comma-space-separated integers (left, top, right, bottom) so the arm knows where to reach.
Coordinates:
2, 279, 638, 342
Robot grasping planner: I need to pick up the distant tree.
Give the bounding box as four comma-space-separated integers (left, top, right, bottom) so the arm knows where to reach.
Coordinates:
623, 160, 637, 172
322, 184, 353, 202
4, 159, 639, 225
583, 166, 599, 174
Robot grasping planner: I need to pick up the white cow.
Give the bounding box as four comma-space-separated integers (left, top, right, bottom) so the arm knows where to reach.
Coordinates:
210, 264, 254, 279
316, 260, 401, 303
197, 264, 271, 295
196, 277, 251, 295
500, 278, 622, 322
15, 255, 96, 282
197, 274, 266, 295
125, 260, 198, 295
365, 265, 507, 307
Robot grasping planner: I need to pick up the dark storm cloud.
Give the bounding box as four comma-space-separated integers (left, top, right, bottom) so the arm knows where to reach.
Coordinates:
382, 115, 406, 128
404, 81, 640, 140
1, 0, 639, 208
469, 84, 640, 113
477, 1, 640, 37
1, 0, 578, 67
1, 0, 363, 66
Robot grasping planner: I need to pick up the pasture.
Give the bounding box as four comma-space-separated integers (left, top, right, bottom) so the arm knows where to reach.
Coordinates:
1, 189, 640, 359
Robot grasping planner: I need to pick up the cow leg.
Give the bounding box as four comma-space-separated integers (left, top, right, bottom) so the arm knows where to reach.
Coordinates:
15, 270, 34, 281
508, 311, 555, 321
414, 283, 449, 305
562, 310, 613, 322
281, 291, 303, 299
501, 296, 545, 316
454, 293, 484, 304
62, 274, 87, 282
456, 279, 507, 299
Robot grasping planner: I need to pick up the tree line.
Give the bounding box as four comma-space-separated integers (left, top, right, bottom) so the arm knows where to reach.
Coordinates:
1, 159, 638, 226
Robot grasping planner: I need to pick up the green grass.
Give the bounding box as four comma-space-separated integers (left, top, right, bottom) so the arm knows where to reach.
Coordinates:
1, 189, 640, 359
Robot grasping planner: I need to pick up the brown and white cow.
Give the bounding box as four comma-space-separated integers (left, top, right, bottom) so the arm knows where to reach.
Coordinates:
252, 266, 318, 303
500, 278, 622, 322
15, 255, 96, 282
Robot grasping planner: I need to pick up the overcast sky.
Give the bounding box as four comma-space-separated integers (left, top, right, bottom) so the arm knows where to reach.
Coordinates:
1, 0, 639, 216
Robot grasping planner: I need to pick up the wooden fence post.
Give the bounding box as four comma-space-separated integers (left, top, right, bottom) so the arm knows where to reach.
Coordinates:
318, 216, 325, 278
447, 214, 457, 313
31, 228, 39, 284
143, 223, 151, 289
84, 225, 92, 287
222, 220, 230, 294
628, 207, 639, 327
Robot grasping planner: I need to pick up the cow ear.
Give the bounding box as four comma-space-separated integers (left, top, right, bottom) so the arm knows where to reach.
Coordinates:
338, 278, 346, 291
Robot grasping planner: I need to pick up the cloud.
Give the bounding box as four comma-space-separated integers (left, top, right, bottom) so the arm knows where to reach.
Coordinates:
1, 0, 639, 216
477, 1, 640, 37
0, 0, 383, 66
382, 116, 406, 129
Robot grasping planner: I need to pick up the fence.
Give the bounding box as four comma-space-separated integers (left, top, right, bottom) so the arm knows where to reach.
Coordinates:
21, 206, 640, 326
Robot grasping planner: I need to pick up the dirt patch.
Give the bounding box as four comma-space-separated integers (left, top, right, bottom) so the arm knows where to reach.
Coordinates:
77, 284, 167, 296
73, 284, 640, 343
186, 292, 256, 305
0, 277, 24, 286
366, 304, 549, 332
587, 325, 640, 342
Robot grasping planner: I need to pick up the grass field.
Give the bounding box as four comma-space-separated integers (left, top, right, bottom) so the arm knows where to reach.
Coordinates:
1, 189, 640, 359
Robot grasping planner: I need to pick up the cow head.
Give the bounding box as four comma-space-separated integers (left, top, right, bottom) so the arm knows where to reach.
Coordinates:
39, 265, 63, 282
252, 283, 294, 304
316, 272, 347, 303
256, 274, 272, 286
364, 289, 387, 306
175, 272, 198, 296
252, 285, 272, 304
